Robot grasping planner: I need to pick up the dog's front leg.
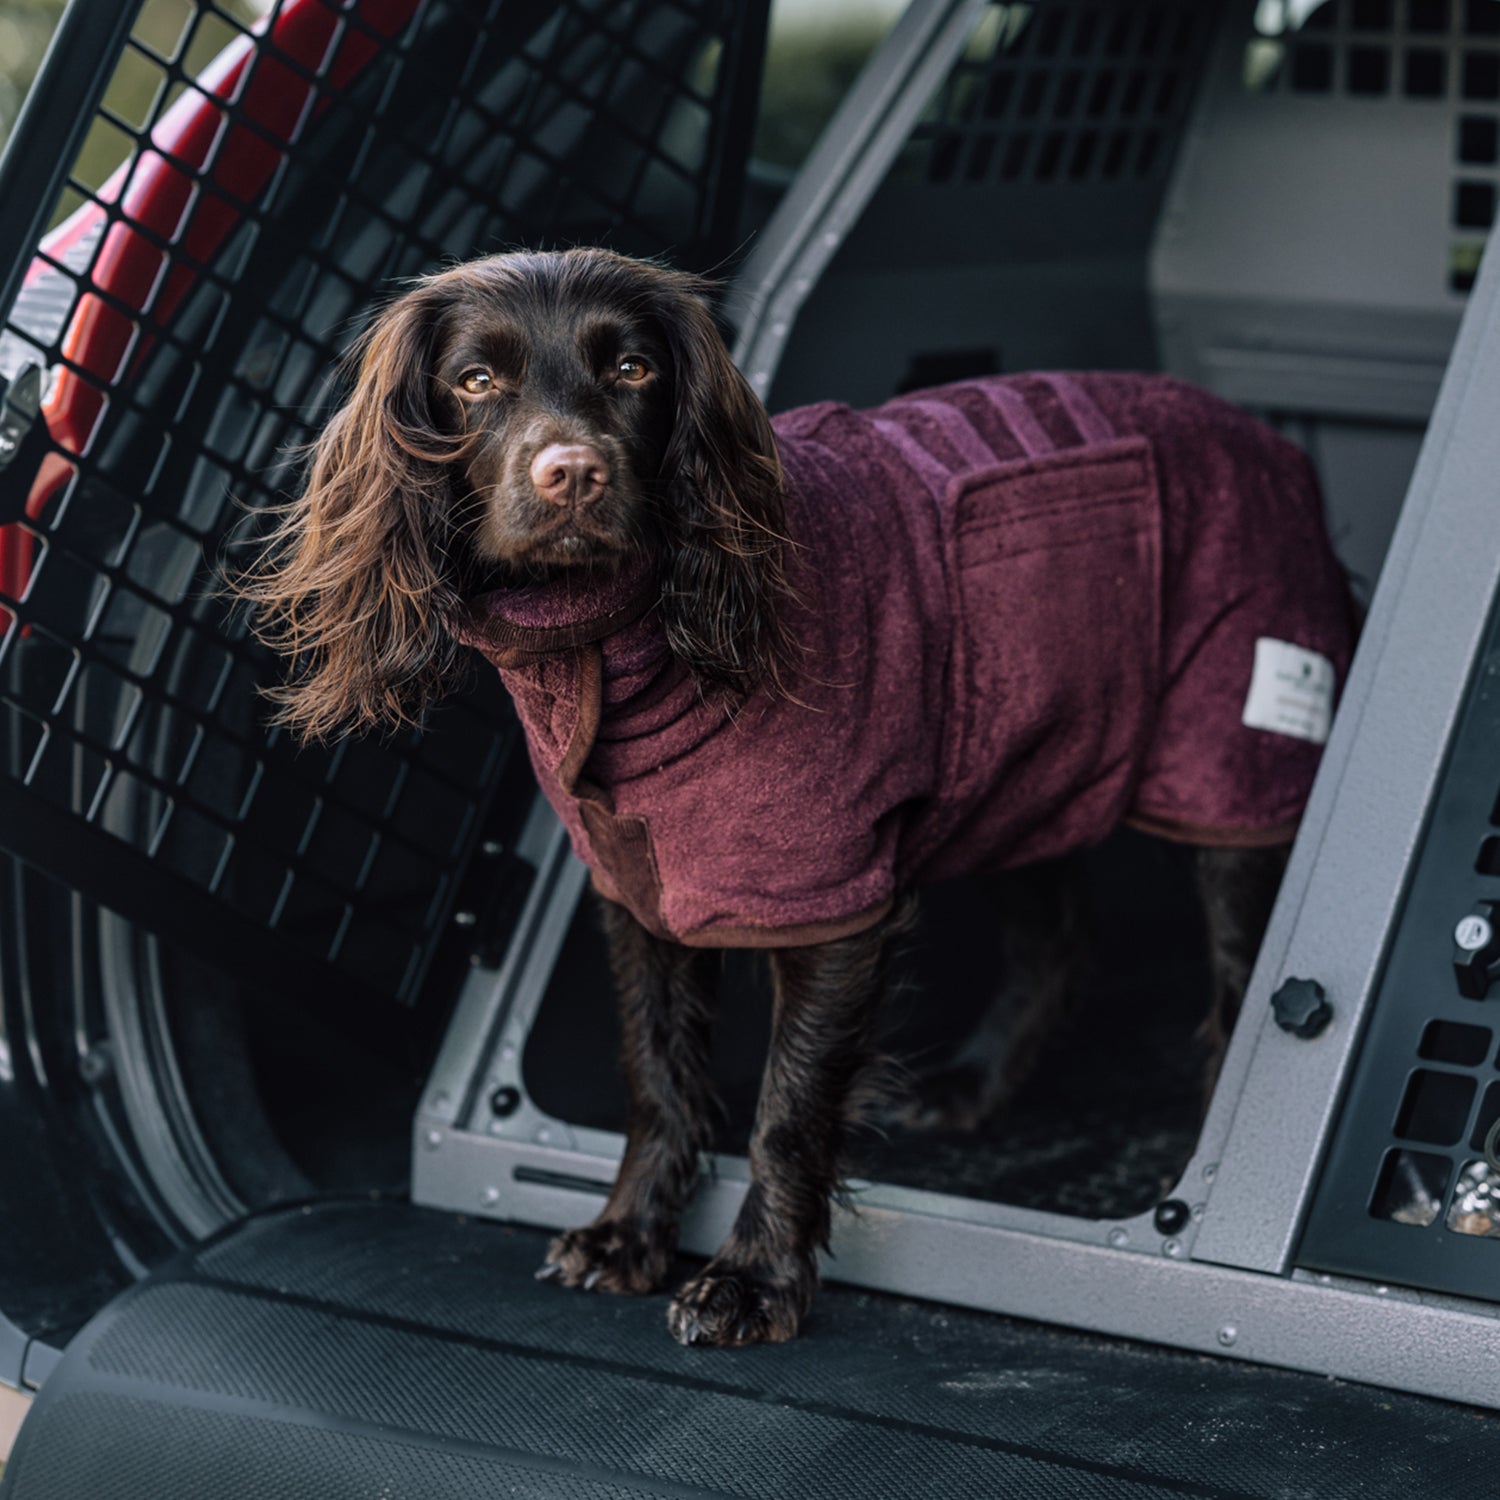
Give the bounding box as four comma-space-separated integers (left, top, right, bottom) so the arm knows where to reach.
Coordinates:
667, 907, 901, 1347
541, 896, 718, 1294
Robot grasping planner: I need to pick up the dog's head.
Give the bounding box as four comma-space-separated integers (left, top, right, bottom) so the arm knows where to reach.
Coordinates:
239, 249, 791, 740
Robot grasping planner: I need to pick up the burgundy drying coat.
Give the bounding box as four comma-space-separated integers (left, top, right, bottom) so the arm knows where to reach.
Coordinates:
452, 374, 1356, 948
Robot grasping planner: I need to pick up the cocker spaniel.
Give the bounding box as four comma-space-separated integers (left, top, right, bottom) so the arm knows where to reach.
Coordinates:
239, 248, 1356, 1346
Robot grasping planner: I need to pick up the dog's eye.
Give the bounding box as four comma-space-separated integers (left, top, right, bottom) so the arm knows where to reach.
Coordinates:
459, 369, 495, 395
616, 357, 651, 384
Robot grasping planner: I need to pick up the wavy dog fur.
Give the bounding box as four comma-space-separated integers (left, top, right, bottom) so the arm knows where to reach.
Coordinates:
236, 249, 794, 741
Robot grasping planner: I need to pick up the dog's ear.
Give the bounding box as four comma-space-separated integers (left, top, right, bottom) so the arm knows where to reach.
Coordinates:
235, 285, 467, 741
653, 275, 795, 697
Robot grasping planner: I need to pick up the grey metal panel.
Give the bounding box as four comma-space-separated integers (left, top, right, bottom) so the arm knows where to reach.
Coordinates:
420, 794, 587, 1138
1296, 584, 1500, 1294
1149, 6, 1474, 600
1192, 215, 1500, 1276
1188, 341, 1451, 424
413, 1124, 1500, 1410
1150, 11, 1467, 396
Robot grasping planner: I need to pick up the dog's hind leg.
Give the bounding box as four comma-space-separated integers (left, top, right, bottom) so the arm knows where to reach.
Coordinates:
896, 859, 1086, 1132
666, 898, 913, 1347
540, 896, 719, 1294
1192, 841, 1290, 1102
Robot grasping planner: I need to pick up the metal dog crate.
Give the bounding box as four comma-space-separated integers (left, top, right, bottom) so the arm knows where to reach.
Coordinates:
3, 0, 1500, 1478
415, 0, 1500, 1408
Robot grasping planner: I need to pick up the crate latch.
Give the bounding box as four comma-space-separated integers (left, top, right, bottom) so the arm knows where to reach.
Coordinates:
0, 363, 44, 473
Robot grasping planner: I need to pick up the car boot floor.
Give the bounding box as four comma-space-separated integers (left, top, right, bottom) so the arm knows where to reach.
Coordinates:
4, 1198, 1497, 1499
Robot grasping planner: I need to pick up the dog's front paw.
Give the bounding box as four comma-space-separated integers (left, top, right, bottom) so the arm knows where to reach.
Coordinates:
538, 1217, 673, 1295
666, 1261, 813, 1347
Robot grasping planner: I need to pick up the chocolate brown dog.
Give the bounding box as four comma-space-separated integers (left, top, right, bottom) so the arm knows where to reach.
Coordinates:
240, 248, 1356, 1346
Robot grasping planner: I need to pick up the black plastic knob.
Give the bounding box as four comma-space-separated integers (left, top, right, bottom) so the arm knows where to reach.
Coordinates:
1153, 1199, 1190, 1236
1271, 977, 1332, 1039
488, 1085, 521, 1118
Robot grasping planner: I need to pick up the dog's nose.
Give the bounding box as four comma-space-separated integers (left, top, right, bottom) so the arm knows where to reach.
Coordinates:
529, 443, 610, 506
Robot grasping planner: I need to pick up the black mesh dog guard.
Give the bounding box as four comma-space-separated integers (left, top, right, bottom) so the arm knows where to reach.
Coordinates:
0, 0, 767, 1024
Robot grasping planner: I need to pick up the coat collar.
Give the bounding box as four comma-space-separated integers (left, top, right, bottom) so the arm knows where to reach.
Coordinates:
450, 555, 658, 664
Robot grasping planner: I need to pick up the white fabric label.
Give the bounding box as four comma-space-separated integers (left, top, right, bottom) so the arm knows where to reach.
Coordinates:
1241, 637, 1335, 745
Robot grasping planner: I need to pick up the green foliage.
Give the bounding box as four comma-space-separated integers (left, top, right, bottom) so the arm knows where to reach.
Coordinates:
753, 14, 892, 172
0, 0, 266, 228
0, 0, 66, 152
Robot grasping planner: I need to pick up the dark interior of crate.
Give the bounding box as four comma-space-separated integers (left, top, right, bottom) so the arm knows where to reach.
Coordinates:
523, 828, 1213, 1221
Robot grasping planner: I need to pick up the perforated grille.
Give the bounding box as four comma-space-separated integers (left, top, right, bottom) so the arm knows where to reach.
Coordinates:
1300, 588, 1500, 1299
1241, 0, 1499, 292
0, 0, 765, 1009
910, 1, 1207, 188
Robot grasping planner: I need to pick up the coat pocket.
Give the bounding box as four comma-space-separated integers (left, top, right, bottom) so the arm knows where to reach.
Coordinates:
938, 436, 1163, 861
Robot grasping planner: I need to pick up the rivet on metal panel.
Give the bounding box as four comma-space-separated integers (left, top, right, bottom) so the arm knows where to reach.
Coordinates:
1107, 1227, 1129, 1247
1163, 1238, 1184, 1258
1217, 1324, 1238, 1347
1202, 1162, 1218, 1183
481, 1186, 500, 1207
422, 1128, 443, 1151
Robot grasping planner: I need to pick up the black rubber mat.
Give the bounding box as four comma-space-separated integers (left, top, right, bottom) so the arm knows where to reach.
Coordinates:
4, 1199, 1499, 1497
